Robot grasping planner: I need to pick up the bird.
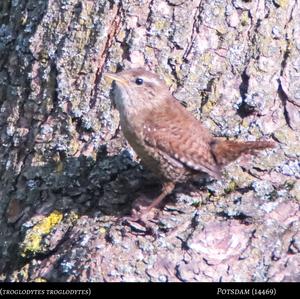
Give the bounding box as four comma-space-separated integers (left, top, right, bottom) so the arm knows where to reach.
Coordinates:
105, 68, 275, 219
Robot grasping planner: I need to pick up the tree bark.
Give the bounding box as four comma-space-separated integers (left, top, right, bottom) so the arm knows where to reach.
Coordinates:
0, 0, 299, 282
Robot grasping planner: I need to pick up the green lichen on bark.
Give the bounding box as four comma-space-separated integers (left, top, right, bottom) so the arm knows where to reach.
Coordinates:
20, 210, 63, 258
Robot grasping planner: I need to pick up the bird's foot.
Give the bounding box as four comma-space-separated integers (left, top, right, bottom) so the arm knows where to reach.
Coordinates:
119, 183, 175, 234
120, 196, 159, 233
117, 194, 168, 236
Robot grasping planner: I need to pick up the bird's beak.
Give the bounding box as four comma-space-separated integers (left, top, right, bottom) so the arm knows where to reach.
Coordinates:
104, 72, 128, 85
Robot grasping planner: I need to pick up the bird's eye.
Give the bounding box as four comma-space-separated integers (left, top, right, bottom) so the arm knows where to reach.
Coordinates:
135, 78, 144, 85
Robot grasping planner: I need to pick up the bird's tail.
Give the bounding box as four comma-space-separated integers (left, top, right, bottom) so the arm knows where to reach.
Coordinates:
210, 139, 275, 167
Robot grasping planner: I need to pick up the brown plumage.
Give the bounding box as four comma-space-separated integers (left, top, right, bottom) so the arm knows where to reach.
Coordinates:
105, 68, 275, 217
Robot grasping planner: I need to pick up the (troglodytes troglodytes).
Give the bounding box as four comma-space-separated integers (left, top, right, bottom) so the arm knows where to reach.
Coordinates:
105, 68, 275, 218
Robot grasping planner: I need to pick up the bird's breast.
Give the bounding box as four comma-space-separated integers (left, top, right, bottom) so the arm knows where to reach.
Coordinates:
121, 122, 191, 182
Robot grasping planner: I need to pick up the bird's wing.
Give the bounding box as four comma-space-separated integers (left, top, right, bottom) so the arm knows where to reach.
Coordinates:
143, 99, 221, 179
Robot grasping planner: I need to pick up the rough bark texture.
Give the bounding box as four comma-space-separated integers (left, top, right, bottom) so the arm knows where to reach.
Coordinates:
0, 0, 299, 282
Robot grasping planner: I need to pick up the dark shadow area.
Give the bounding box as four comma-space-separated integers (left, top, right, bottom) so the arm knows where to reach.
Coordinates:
1, 147, 161, 277
237, 70, 256, 118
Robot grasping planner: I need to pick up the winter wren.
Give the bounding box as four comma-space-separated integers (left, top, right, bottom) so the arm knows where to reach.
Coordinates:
105, 68, 274, 215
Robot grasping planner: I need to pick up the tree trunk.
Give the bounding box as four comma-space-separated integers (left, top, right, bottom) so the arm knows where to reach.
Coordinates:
0, 0, 299, 282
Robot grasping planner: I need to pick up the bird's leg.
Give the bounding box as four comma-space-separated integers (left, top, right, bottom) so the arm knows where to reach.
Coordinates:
141, 182, 175, 215
125, 182, 175, 223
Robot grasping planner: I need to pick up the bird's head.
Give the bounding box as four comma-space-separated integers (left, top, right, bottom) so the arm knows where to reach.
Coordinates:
105, 68, 170, 115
